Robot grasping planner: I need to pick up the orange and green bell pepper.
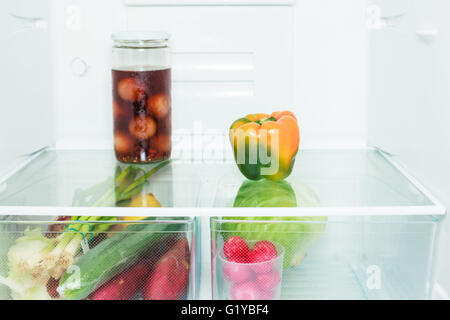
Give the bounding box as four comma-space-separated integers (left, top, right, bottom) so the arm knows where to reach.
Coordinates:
229, 111, 300, 181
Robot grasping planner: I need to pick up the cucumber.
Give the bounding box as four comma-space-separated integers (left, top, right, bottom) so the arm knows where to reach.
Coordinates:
58, 219, 189, 300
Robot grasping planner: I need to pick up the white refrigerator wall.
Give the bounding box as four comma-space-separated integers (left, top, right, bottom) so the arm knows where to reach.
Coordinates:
294, 0, 367, 149
0, 0, 53, 177
0, 0, 368, 161
49, 0, 367, 150
368, 0, 450, 298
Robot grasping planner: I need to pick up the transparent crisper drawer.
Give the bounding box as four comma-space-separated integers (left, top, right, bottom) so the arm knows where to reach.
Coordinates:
211, 216, 439, 300
0, 216, 199, 300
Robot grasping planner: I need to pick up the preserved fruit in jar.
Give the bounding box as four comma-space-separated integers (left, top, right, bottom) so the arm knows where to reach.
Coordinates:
112, 31, 171, 163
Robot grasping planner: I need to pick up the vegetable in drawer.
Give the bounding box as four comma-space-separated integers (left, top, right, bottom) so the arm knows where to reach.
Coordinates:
0, 221, 115, 301
90, 261, 151, 300
57, 219, 188, 300
0, 160, 174, 300
142, 238, 190, 300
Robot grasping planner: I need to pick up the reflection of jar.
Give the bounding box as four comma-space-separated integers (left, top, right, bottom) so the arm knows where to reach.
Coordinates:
111, 31, 172, 163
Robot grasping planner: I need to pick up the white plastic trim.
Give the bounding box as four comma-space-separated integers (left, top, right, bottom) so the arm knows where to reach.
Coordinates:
124, 0, 296, 6
0, 205, 444, 217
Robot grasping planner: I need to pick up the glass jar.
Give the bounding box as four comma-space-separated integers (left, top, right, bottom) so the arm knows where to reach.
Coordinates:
111, 31, 171, 163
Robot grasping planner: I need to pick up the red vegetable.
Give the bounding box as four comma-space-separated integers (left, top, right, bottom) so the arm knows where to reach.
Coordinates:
228, 255, 248, 263
248, 241, 277, 264
142, 238, 190, 300
255, 270, 281, 291
253, 241, 277, 259
231, 281, 261, 300
47, 277, 61, 298
248, 241, 278, 274
223, 236, 249, 261
222, 261, 251, 284
90, 262, 150, 300
259, 290, 276, 300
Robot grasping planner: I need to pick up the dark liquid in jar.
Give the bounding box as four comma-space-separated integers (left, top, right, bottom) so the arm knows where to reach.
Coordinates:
112, 68, 171, 163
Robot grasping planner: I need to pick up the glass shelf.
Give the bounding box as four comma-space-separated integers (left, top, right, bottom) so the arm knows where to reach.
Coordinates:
0, 148, 444, 216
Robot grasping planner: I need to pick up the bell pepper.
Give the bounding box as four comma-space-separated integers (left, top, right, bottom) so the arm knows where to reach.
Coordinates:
229, 111, 300, 181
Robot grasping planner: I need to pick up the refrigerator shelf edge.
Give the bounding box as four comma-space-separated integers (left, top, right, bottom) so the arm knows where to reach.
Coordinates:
0, 205, 444, 217
124, 0, 296, 6
0, 148, 445, 217
378, 150, 446, 216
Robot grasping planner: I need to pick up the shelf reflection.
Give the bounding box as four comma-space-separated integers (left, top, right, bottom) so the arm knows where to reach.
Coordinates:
72, 161, 172, 208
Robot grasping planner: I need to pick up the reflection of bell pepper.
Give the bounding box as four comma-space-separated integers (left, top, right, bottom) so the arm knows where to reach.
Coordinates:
221, 179, 327, 269
229, 111, 300, 181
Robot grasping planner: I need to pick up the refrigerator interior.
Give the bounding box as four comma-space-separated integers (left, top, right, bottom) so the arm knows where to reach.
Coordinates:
0, 0, 449, 299
0, 149, 444, 299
